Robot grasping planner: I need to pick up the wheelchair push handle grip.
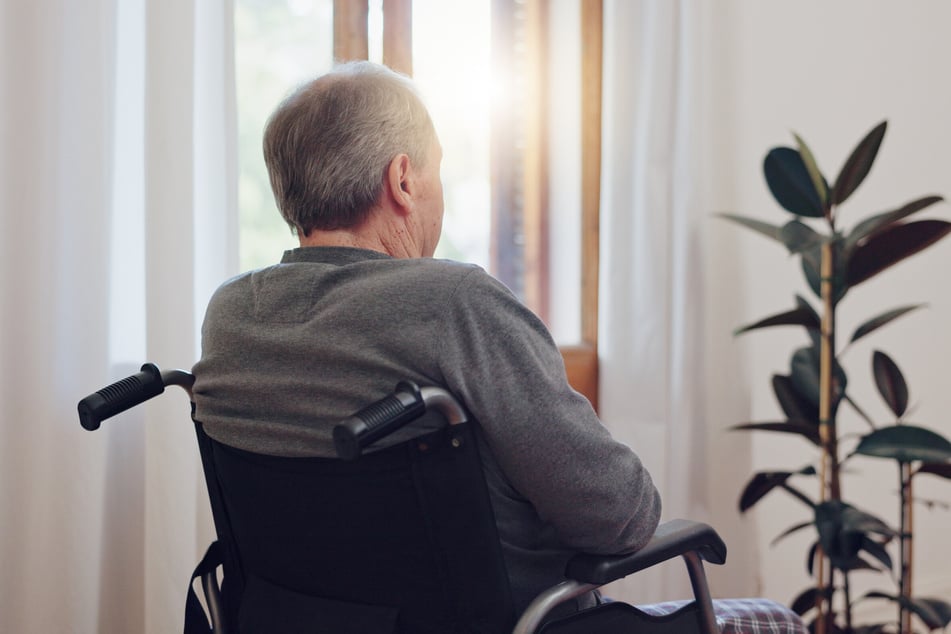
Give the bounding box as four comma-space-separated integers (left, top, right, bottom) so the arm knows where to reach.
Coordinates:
77, 363, 165, 431
333, 381, 425, 460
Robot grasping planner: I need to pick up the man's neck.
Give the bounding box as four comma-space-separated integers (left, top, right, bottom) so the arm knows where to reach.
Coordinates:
298, 225, 421, 260
299, 229, 380, 251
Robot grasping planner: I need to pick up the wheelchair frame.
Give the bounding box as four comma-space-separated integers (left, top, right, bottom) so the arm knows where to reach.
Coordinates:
79, 363, 727, 634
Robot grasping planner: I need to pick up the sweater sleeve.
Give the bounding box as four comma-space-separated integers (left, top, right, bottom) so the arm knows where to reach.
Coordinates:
434, 268, 662, 554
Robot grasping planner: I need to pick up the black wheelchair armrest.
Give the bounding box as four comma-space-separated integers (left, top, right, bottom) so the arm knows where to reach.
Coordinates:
564, 518, 726, 585
513, 519, 726, 633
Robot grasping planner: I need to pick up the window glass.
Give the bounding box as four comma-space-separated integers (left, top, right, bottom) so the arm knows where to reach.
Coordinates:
235, 0, 334, 270
412, 0, 492, 270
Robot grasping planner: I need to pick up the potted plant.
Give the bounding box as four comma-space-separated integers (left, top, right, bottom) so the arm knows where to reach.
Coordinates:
722, 120, 951, 633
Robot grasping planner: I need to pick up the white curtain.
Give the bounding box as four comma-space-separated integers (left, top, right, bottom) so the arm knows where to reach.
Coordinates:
598, 0, 711, 604
0, 0, 237, 631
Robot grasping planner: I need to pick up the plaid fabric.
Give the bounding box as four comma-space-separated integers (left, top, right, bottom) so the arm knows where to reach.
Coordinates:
636, 597, 808, 634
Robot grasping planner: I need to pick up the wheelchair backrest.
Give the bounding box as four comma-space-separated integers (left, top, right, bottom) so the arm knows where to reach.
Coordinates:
194, 420, 515, 633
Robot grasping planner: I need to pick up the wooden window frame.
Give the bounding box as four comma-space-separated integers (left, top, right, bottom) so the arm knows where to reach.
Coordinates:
332, 0, 602, 409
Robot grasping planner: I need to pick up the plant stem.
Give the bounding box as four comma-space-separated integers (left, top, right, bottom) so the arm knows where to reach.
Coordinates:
899, 464, 913, 634
844, 571, 852, 632
817, 239, 842, 634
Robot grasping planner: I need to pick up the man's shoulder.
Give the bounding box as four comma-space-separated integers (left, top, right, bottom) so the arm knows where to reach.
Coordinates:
401, 257, 484, 280
399, 258, 515, 300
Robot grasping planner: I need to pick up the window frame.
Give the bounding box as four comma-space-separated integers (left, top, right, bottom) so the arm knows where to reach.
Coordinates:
331, 0, 602, 409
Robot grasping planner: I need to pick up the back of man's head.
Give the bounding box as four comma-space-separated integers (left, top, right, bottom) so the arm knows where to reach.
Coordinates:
263, 61, 436, 237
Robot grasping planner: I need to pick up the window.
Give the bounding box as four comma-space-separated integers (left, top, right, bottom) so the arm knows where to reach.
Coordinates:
234, 0, 602, 407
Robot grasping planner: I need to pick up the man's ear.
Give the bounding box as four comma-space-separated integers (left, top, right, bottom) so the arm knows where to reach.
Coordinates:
386, 153, 413, 214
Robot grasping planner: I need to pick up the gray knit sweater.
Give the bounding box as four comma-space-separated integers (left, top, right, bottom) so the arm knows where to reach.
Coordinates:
191, 246, 661, 613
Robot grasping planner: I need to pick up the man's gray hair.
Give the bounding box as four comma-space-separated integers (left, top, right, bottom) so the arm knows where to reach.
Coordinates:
263, 61, 436, 236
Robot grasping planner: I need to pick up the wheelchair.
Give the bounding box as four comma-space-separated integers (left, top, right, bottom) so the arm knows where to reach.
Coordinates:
79, 363, 807, 634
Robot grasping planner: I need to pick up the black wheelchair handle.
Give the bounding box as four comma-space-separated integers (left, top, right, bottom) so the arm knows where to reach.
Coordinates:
333, 381, 425, 460
78, 363, 165, 431
77, 363, 195, 431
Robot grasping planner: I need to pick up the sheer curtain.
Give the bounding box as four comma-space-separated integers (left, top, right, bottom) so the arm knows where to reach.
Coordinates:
598, 0, 711, 603
0, 1, 237, 632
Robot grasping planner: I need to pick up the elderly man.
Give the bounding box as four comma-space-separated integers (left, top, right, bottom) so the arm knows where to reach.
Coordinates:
192, 61, 661, 618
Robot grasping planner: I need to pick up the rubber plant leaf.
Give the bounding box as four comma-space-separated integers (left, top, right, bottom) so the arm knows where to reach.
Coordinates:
730, 421, 821, 446
858, 535, 893, 572
839, 504, 896, 538
738, 470, 812, 512
806, 540, 819, 577
801, 239, 849, 305
772, 374, 819, 423
830, 120, 887, 207
849, 304, 925, 344
850, 624, 890, 634
815, 501, 896, 571
795, 295, 822, 348
780, 220, 827, 254
717, 213, 784, 245
871, 350, 908, 417
793, 132, 829, 208
838, 556, 879, 572
770, 520, 814, 547
763, 147, 825, 217
845, 194, 944, 252
789, 585, 834, 617
916, 598, 951, 629
790, 345, 848, 411
733, 306, 820, 336
917, 462, 951, 480
854, 425, 951, 464
846, 220, 951, 287
862, 592, 948, 630
738, 471, 789, 512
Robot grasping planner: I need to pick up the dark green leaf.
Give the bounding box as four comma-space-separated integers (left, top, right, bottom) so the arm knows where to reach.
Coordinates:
872, 350, 909, 418
793, 133, 829, 207
731, 421, 821, 445
806, 540, 819, 576
773, 374, 819, 423
806, 615, 849, 634
863, 591, 948, 630
839, 506, 896, 538
795, 294, 820, 321
795, 295, 822, 348
780, 220, 827, 254
831, 120, 887, 207
815, 501, 862, 565
859, 535, 893, 572
790, 585, 834, 616
846, 195, 944, 251
854, 425, 951, 463
764, 147, 826, 217
917, 598, 951, 628
734, 306, 820, 336
739, 471, 794, 512
815, 501, 897, 571
838, 555, 879, 572
916, 462, 951, 479
847, 220, 951, 287
790, 346, 848, 412
801, 240, 850, 305
849, 304, 925, 344
771, 520, 815, 547
718, 213, 785, 244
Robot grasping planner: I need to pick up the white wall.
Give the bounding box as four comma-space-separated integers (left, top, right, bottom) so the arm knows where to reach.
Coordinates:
701, 0, 951, 615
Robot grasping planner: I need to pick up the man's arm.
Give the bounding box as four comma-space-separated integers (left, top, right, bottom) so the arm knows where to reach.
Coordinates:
435, 268, 661, 554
